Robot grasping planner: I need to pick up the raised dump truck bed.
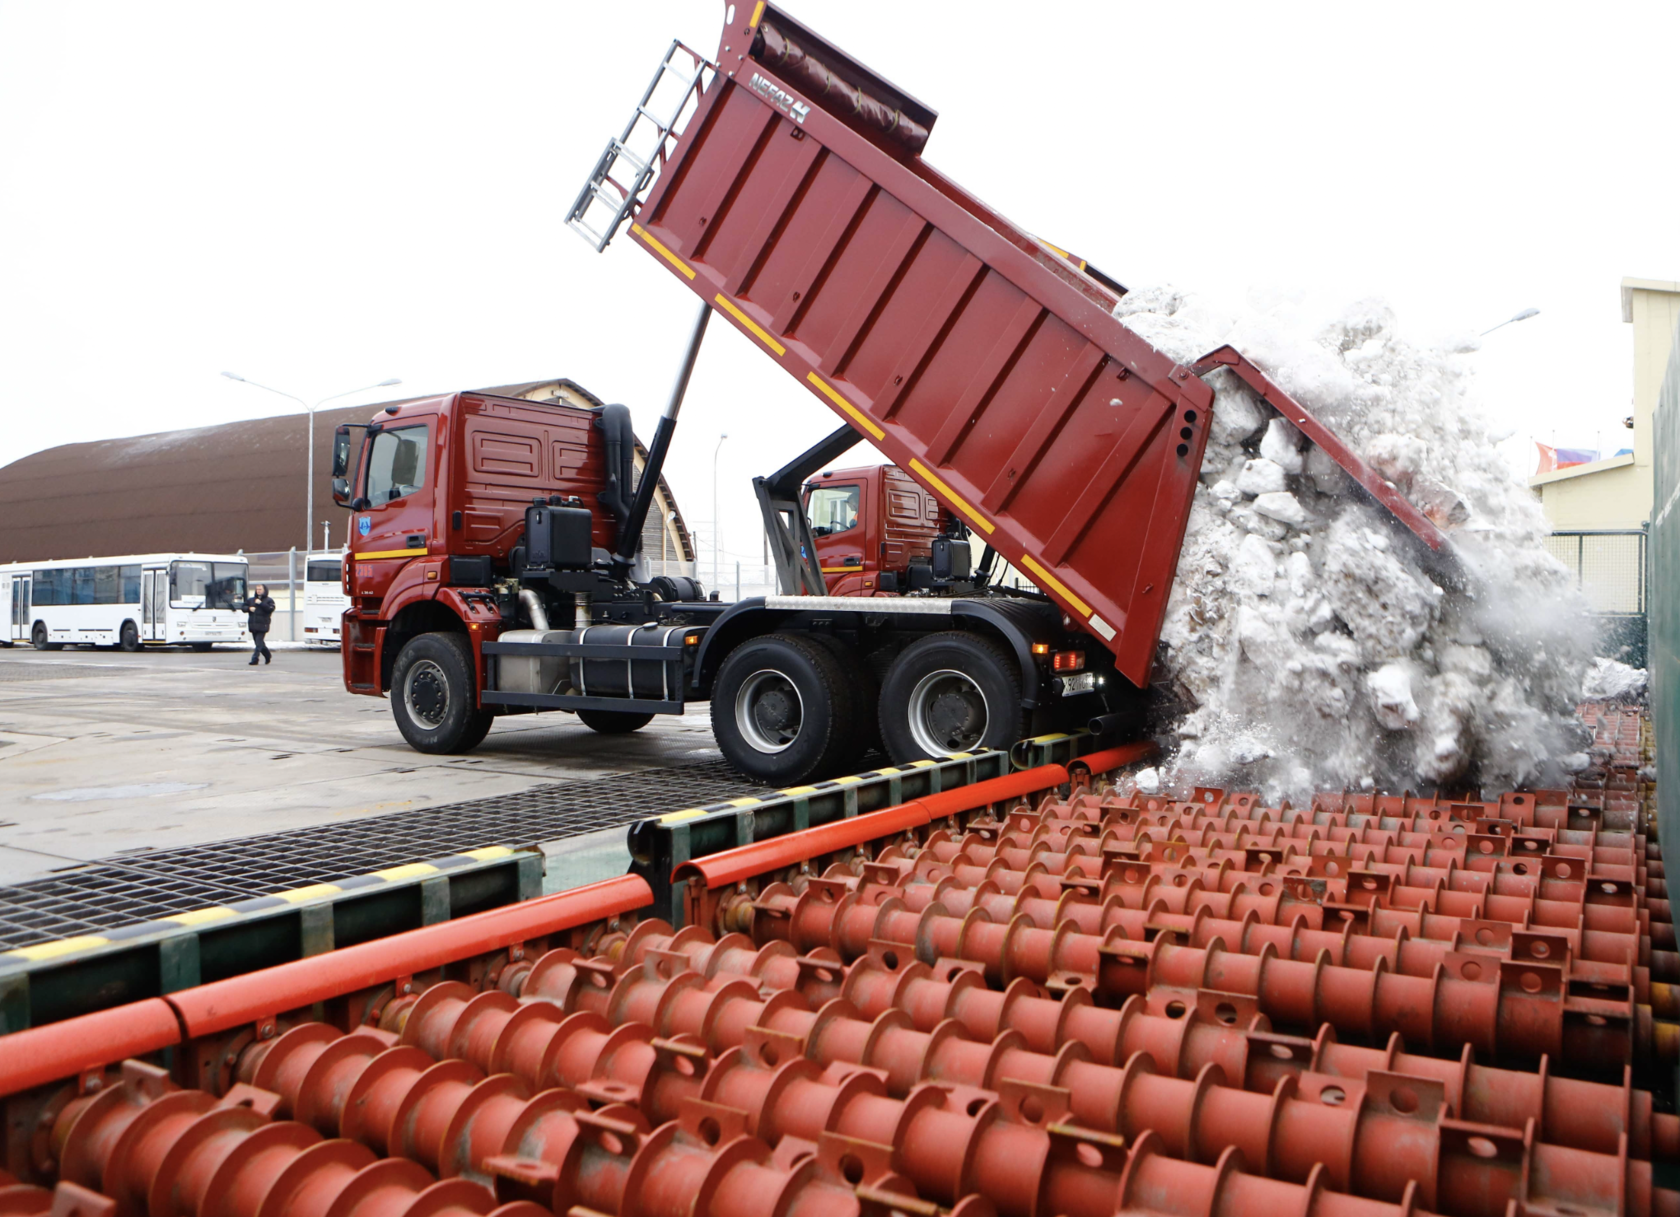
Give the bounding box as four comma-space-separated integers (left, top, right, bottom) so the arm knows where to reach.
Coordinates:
600, 5, 1214, 687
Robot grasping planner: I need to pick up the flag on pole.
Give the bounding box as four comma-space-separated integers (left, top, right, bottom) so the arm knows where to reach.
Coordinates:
1535, 443, 1598, 474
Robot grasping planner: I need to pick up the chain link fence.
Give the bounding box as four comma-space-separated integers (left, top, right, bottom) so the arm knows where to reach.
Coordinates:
1543, 529, 1646, 664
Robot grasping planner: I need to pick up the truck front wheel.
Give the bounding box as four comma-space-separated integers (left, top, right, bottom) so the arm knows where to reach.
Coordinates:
879, 631, 1025, 763
391, 632, 493, 753
712, 633, 855, 784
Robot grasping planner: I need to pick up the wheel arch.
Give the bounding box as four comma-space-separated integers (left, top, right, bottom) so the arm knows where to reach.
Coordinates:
381, 599, 469, 693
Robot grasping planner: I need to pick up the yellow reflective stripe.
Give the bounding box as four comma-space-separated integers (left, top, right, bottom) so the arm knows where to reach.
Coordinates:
834, 774, 864, 785
661, 809, 706, 823
725, 797, 763, 807
808, 373, 884, 440
632, 223, 695, 279
907, 460, 993, 534
909, 759, 937, 768
715, 294, 786, 355
820, 567, 863, 574
374, 862, 438, 882
163, 907, 236, 927
353, 548, 423, 560
462, 846, 513, 861
276, 883, 342, 903
749, 0, 765, 27
1019, 554, 1092, 617
6, 935, 110, 961
779, 785, 820, 796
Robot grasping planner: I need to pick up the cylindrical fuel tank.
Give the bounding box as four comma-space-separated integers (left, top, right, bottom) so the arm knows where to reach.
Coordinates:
570, 622, 686, 701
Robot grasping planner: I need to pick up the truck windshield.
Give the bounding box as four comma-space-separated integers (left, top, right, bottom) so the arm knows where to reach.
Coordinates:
808, 484, 860, 535
365, 423, 430, 504
171, 561, 248, 609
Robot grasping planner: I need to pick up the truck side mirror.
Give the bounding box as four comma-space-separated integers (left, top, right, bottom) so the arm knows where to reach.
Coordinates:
331, 426, 353, 507
331, 424, 364, 508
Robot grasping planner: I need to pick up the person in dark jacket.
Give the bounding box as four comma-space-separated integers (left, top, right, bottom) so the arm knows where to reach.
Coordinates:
240, 584, 276, 665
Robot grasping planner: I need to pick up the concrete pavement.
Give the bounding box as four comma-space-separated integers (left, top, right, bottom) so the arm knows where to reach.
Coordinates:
0, 643, 722, 885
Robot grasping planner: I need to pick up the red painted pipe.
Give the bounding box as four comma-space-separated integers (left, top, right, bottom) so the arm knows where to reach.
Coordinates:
673, 765, 1069, 895
0, 877, 649, 1103
169, 875, 650, 1038
0, 1000, 184, 1098
1067, 742, 1157, 777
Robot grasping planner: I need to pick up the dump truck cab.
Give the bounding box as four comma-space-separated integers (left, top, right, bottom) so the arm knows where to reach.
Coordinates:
804, 464, 956, 597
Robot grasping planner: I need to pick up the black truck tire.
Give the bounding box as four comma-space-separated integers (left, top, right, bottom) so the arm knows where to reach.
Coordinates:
32, 622, 60, 651
878, 630, 1025, 764
804, 633, 880, 771
391, 632, 493, 754
577, 709, 655, 734
711, 632, 855, 784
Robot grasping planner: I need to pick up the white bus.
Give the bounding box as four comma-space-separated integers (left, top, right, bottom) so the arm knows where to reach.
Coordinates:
0, 554, 250, 651
303, 550, 349, 647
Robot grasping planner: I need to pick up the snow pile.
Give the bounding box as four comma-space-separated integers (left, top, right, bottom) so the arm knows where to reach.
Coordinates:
1114, 287, 1593, 802
1581, 657, 1648, 701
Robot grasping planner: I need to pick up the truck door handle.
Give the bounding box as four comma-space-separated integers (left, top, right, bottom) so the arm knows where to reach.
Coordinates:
406, 535, 425, 548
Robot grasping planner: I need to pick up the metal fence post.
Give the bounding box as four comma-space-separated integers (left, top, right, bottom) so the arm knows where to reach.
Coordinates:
288, 547, 298, 642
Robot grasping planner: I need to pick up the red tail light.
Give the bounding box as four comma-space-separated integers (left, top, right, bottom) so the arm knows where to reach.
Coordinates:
1053, 650, 1085, 672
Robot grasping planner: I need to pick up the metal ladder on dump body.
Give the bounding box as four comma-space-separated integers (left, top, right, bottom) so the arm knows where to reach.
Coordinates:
566, 40, 716, 253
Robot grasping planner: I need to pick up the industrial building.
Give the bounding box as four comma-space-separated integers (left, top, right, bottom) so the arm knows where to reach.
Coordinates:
0, 379, 695, 569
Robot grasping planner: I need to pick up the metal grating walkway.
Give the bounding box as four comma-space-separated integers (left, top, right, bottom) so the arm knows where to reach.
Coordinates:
0, 759, 762, 951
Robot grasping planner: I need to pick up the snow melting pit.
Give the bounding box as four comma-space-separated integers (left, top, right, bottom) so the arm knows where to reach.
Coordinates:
31, 782, 209, 802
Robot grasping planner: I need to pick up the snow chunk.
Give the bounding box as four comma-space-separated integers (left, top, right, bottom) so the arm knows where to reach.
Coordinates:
1259, 418, 1304, 473
1367, 663, 1420, 730
1252, 491, 1308, 528
1235, 458, 1287, 497
1581, 658, 1647, 701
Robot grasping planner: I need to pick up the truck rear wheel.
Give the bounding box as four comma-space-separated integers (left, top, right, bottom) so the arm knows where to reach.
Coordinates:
879, 631, 1024, 763
712, 633, 855, 784
391, 632, 493, 754
577, 709, 655, 734
805, 634, 880, 770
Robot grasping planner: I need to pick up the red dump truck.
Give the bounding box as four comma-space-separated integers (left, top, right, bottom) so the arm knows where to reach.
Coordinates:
333, 3, 1447, 783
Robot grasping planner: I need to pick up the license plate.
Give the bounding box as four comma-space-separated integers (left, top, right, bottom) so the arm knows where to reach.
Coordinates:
1061, 672, 1096, 696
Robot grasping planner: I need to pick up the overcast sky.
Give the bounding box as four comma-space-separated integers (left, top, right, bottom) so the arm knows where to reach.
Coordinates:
2, 2, 1677, 572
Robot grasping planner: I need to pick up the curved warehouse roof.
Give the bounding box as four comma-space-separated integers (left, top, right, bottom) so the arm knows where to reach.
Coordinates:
0, 382, 695, 566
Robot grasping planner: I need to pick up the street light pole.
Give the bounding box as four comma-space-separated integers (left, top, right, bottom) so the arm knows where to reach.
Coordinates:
222, 372, 402, 557
712, 432, 728, 594
1480, 308, 1540, 337
223, 372, 401, 639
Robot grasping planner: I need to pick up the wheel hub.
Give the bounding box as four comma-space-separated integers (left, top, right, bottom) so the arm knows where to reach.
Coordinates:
908, 669, 989, 755
405, 660, 450, 727
736, 669, 804, 753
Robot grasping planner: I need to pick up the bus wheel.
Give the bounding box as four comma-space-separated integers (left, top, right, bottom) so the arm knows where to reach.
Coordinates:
712, 633, 855, 784
391, 632, 492, 754
31, 622, 61, 652
190, 643, 213, 652
119, 622, 141, 652
577, 709, 655, 734
878, 631, 1024, 764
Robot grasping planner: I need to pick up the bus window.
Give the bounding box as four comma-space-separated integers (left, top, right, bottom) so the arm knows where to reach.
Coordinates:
171, 561, 248, 608
306, 560, 342, 583
365, 424, 430, 504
